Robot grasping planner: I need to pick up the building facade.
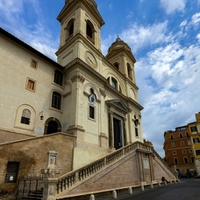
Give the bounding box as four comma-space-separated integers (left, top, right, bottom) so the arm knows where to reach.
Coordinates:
163, 125, 195, 174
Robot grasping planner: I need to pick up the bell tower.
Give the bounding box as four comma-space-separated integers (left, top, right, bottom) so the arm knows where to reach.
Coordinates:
56, 0, 105, 66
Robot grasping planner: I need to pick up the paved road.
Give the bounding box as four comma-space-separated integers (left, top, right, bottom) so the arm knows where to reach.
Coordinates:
96, 179, 200, 200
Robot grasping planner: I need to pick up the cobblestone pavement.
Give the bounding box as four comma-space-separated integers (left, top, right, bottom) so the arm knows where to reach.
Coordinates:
96, 179, 200, 200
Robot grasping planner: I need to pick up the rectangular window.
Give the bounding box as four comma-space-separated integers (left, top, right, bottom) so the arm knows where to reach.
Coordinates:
26, 79, 36, 91
54, 70, 63, 86
31, 59, 37, 68
196, 150, 200, 156
191, 126, 197, 132
193, 138, 200, 143
5, 162, 19, 183
89, 106, 95, 119
52, 92, 61, 110
135, 127, 138, 137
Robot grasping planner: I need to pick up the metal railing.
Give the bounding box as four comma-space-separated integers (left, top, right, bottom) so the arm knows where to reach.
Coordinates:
16, 175, 44, 200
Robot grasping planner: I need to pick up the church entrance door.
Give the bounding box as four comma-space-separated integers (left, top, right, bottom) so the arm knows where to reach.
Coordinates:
113, 118, 122, 149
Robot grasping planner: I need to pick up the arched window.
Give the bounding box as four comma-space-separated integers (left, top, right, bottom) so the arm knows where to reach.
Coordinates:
54, 70, 63, 86
111, 78, 117, 89
86, 20, 94, 42
181, 141, 184, 146
184, 157, 188, 163
66, 19, 74, 39
113, 62, 119, 69
170, 135, 174, 140
180, 133, 183, 138
52, 92, 62, 110
174, 158, 178, 164
21, 109, 31, 125
127, 63, 132, 80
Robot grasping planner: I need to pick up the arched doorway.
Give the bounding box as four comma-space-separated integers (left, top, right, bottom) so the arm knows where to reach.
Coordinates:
44, 117, 61, 134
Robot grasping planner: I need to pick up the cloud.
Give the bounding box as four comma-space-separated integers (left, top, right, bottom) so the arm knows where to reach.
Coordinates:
136, 42, 200, 156
191, 13, 200, 25
197, 34, 200, 42
160, 0, 186, 14
180, 20, 187, 27
0, 0, 57, 60
102, 21, 172, 55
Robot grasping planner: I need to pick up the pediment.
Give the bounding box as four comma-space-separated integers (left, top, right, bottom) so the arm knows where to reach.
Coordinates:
106, 99, 130, 114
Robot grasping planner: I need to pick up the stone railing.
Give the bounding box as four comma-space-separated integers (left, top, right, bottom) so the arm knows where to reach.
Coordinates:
56, 141, 152, 195
152, 148, 177, 178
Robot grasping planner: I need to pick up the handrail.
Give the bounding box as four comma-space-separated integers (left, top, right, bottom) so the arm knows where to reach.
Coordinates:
151, 148, 177, 178
56, 141, 153, 195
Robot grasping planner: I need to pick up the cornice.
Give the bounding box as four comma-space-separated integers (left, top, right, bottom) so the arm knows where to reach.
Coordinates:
65, 60, 143, 111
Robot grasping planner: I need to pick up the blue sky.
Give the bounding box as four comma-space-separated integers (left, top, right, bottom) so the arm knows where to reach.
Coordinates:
0, 0, 200, 157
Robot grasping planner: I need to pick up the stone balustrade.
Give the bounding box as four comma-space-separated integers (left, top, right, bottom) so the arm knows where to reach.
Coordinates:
56, 141, 152, 195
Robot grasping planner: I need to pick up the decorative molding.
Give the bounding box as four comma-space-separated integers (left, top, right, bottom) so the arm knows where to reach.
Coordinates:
71, 74, 85, 83
99, 88, 106, 97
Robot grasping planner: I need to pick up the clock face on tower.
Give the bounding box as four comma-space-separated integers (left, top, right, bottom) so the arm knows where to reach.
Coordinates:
88, 93, 97, 104
85, 51, 97, 68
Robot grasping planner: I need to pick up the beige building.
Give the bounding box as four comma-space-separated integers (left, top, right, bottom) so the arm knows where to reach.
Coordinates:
0, 0, 177, 199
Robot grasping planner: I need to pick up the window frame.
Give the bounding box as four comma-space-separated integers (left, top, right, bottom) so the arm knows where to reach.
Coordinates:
30, 59, 37, 69
51, 91, 62, 110
193, 138, 200, 143
54, 70, 63, 86
5, 162, 20, 183
26, 78, 36, 92
20, 109, 31, 125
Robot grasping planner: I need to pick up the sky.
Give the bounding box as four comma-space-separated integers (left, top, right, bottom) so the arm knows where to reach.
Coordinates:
0, 0, 200, 157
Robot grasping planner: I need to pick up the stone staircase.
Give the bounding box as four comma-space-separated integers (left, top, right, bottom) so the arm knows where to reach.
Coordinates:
52, 142, 177, 199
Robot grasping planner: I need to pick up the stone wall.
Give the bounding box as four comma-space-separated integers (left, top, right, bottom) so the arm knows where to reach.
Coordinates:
0, 133, 76, 194
0, 129, 35, 144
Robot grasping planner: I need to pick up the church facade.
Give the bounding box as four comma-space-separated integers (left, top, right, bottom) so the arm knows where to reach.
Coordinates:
1, 0, 143, 167
0, 0, 177, 198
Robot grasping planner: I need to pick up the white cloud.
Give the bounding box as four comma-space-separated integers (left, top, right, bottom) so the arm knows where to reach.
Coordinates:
0, 0, 58, 60
191, 13, 200, 25
160, 0, 186, 14
102, 21, 172, 55
197, 34, 200, 42
136, 42, 200, 156
0, 0, 23, 13
180, 20, 187, 27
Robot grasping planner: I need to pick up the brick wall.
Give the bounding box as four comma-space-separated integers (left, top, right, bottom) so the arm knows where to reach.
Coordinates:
0, 133, 76, 193
0, 130, 35, 144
